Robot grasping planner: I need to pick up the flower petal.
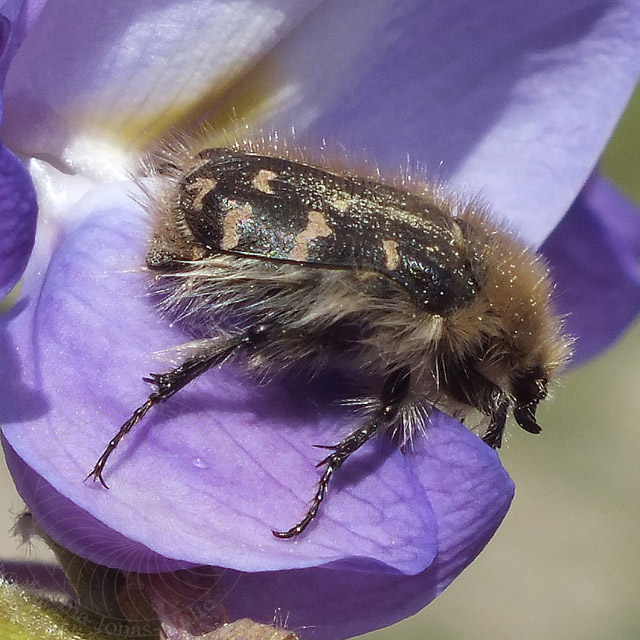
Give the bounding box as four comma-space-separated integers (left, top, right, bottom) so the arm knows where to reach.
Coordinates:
0, 0, 49, 87
2, 411, 513, 640
542, 174, 640, 366
0, 143, 37, 298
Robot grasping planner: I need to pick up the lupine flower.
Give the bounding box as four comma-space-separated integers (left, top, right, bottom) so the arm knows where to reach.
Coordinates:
1, 2, 639, 639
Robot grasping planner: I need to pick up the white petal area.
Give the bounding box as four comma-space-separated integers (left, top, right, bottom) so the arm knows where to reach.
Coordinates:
1, 0, 321, 176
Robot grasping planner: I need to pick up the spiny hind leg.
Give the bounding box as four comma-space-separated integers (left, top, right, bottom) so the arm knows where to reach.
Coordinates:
272, 367, 411, 539
86, 324, 274, 487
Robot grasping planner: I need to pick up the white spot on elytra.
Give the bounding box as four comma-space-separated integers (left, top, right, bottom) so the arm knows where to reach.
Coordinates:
221, 202, 253, 250
190, 176, 218, 210
289, 210, 333, 261
382, 239, 400, 270
251, 169, 278, 194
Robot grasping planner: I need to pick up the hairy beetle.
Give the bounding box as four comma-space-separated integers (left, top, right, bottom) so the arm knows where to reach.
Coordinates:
88, 145, 569, 538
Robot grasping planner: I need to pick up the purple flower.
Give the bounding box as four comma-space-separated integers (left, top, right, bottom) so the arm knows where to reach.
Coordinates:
542, 173, 640, 365
0, 0, 43, 298
1, 2, 640, 639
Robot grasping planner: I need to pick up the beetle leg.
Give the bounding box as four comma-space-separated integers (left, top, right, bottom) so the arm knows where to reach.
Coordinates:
272, 367, 411, 538
86, 324, 273, 487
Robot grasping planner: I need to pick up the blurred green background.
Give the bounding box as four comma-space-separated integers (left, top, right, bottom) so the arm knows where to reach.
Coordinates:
1, 86, 639, 640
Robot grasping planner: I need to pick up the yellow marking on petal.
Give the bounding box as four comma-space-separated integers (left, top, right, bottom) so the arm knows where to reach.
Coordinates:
115, 55, 283, 151
75, 55, 276, 154
0, 280, 22, 314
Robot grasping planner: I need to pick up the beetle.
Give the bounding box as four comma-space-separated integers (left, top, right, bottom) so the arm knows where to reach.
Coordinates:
87, 145, 569, 538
